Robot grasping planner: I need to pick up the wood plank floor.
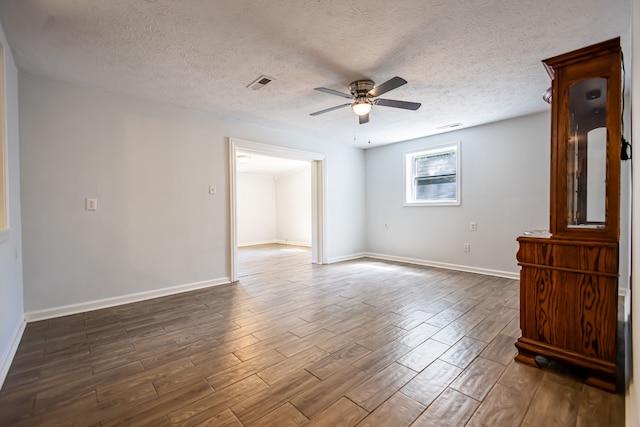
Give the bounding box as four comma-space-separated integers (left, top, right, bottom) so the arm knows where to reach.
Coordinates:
0, 244, 625, 426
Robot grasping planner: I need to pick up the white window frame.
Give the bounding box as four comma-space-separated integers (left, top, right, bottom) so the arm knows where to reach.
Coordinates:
404, 142, 460, 206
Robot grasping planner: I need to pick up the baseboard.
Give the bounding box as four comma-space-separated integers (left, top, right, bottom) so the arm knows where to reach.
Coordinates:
239, 240, 312, 248
0, 318, 26, 391
326, 252, 367, 264
25, 277, 231, 322
621, 288, 631, 321
360, 252, 520, 280
275, 240, 311, 247
238, 240, 277, 247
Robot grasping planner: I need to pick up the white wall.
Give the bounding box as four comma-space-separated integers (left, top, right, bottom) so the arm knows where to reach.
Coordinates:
237, 166, 311, 247
365, 112, 550, 277
276, 167, 311, 246
0, 21, 24, 387
19, 73, 366, 315
237, 173, 276, 245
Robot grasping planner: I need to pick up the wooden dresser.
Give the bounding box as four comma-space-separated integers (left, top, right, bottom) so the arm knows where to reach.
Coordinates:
515, 38, 622, 392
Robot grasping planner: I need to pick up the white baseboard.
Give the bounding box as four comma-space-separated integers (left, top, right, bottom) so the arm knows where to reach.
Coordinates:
622, 288, 631, 321
275, 240, 311, 247
238, 240, 277, 247
238, 240, 312, 248
326, 252, 367, 264
25, 277, 231, 322
0, 318, 26, 391
330, 252, 520, 280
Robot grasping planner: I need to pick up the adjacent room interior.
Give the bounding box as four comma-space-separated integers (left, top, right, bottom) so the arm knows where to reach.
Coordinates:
0, 1, 638, 426
235, 151, 313, 276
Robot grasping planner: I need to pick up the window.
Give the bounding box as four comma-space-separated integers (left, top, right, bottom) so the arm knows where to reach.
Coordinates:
404, 143, 460, 206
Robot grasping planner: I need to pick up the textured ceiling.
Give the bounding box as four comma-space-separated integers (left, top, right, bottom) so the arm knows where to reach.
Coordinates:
0, 0, 631, 148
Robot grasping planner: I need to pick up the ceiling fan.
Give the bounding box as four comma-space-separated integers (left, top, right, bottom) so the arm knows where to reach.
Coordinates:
310, 76, 421, 124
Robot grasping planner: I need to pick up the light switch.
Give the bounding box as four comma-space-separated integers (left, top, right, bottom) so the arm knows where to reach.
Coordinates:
208, 185, 217, 195
85, 198, 97, 211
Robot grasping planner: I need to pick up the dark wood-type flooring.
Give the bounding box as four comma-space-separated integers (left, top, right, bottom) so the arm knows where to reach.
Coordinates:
0, 244, 625, 426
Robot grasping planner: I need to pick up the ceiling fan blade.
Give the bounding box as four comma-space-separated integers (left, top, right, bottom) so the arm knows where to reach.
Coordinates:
314, 87, 353, 99
309, 103, 351, 116
367, 76, 407, 97
359, 113, 370, 125
375, 98, 421, 110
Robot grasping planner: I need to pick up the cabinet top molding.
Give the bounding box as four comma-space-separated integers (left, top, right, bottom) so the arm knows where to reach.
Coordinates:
543, 37, 621, 70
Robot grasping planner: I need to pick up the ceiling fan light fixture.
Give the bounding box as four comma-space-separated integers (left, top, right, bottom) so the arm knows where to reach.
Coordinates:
543, 87, 553, 104
352, 99, 372, 116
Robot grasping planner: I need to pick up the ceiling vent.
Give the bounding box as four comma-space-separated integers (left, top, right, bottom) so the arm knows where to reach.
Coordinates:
436, 123, 463, 130
247, 75, 274, 90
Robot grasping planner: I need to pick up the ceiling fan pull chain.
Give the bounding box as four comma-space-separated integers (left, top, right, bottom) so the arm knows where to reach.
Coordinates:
353, 115, 357, 141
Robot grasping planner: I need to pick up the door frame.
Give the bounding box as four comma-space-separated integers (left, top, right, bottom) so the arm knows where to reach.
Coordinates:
229, 137, 327, 281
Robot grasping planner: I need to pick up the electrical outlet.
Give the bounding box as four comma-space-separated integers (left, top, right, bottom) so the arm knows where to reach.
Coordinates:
85, 198, 97, 211
384, 223, 389, 229
470, 222, 477, 231
463, 243, 471, 252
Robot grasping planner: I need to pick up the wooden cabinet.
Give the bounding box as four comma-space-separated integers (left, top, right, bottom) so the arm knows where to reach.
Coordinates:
548, 38, 622, 241
515, 234, 618, 390
515, 38, 621, 392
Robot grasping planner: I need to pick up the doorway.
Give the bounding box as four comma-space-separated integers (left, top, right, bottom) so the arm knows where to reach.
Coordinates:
229, 138, 326, 282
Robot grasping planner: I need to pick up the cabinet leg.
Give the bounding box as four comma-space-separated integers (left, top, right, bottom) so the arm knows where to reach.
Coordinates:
514, 345, 539, 368
585, 373, 617, 393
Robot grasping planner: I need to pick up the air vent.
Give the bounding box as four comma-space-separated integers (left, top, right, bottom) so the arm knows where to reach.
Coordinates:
436, 123, 463, 130
247, 75, 274, 90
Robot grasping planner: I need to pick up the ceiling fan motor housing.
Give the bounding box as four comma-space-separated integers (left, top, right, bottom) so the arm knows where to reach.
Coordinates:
349, 80, 375, 98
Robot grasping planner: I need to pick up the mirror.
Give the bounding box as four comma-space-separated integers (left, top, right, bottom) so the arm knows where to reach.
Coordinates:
566, 77, 607, 229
